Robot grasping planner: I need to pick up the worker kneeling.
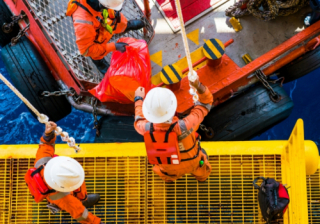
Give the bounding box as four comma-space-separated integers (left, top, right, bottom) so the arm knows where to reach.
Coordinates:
25, 122, 104, 224
134, 78, 213, 182
67, 0, 145, 75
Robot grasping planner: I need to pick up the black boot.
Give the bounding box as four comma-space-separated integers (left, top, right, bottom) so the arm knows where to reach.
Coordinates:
125, 20, 145, 32
91, 58, 110, 75
82, 194, 100, 208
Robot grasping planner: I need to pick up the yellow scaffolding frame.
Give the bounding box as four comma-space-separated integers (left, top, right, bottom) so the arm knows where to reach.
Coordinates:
0, 119, 318, 223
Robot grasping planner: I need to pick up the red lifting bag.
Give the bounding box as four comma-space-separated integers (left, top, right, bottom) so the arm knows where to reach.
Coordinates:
89, 37, 152, 104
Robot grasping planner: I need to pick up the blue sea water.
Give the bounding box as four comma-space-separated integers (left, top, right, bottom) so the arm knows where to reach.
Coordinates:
0, 46, 319, 145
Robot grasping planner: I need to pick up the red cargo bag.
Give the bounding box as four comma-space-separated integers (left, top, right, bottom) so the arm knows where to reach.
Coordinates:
89, 37, 152, 104
25, 166, 55, 203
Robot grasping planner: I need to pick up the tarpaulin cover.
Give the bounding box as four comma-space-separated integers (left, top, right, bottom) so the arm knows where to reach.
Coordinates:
89, 37, 151, 104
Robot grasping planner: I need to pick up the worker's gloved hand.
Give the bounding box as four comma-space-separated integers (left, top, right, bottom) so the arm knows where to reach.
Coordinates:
189, 77, 206, 94
115, 42, 129, 53
45, 121, 57, 135
135, 86, 145, 98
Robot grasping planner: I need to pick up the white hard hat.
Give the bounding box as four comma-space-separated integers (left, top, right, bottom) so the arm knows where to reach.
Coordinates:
99, 0, 124, 10
142, 87, 177, 124
44, 156, 85, 192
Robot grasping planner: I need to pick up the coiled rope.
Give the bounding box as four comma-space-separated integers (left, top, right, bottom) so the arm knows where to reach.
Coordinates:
174, 0, 199, 102
0, 72, 81, 153
225, 0, 308, 21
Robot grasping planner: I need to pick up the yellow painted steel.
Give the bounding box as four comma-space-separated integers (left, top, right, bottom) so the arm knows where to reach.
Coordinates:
307, 164, 320, 224
281, 119, 309, 224
151, 47, 206, 85
203, 38, 225, 60
160, 64, 183, 84
0, 119, 319, 223
229, 17, 243, 32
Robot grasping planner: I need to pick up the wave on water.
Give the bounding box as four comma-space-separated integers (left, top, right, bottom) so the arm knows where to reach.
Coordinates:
0, 60, 96, 144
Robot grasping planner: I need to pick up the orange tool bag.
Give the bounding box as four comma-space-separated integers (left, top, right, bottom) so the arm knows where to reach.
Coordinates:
25, 165, 56, 203
144, 122, 181, 165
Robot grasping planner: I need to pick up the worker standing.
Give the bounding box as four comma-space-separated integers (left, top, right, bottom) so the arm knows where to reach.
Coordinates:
66, 0, 145, 74
25, 121, 105, 224
133, 78, 213, 183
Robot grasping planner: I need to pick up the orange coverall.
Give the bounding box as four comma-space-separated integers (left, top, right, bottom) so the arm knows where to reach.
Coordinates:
34, 133, 101, 224
68, 0, 128, 60
134, 87, 214, 182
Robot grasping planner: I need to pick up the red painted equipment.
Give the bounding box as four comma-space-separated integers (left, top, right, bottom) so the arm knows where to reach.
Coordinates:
3, 0, 320, 117
25, 166, 55, 203
144, 122, 181, 165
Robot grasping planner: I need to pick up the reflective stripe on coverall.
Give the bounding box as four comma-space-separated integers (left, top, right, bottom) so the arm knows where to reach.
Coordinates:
134, 87, 214, 182
34, 134, 101, 224
69, 0, 128, 60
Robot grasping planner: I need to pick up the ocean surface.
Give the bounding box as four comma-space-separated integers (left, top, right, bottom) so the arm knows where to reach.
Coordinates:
0, 47, 319, 145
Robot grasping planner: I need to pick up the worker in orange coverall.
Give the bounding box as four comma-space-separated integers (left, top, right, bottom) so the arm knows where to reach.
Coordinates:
66, 0, 145, 75
34, 122, 105, 224
133, 77, 213, 183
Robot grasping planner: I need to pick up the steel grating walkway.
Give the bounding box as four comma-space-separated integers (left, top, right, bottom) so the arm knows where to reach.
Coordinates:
0, 155, 285, 224
307, 168, 320, 224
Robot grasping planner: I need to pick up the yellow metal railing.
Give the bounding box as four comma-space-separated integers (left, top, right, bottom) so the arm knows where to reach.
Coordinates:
0, 119, 318, 223
307, 165, 320, 224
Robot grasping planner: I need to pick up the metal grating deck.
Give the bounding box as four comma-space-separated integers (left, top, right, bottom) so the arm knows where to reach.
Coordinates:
27, 0, 154, 83
0, 155, 285, 223
307, 168, 320, 224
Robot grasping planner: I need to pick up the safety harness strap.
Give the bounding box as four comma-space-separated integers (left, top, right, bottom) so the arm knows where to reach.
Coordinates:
31, 165, 44, 177
72, 1, 102, 24
35, 156, 52, 168
150, 122, 178, 143
149, 123, 156, 143
181, 144, 200, 162
72, 1, 92, 15
164, 122, 177, 143
72, 1, 119, 29
180, 135, 200, 153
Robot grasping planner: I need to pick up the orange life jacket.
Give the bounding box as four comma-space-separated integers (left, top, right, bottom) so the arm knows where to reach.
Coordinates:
144, 122, 181, 165
144, 123, 201, 165
25, 164, 56, 203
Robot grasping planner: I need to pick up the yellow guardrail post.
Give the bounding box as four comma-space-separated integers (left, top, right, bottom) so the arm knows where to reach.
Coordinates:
282, 119, 308, 223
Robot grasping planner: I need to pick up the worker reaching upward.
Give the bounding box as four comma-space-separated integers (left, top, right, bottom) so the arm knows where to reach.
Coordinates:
66, 0, 145, 75
25, 122, 105, 224
133, 78, 213, 183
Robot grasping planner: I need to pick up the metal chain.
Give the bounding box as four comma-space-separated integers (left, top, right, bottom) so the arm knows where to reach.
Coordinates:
200, 124, 214, 139
42, 89, 75, 97
91, 99, 101, 137
2, 13, 27, 34
11, 24, 30, 46
255, 70, 281, 102
200, 124, 210, 133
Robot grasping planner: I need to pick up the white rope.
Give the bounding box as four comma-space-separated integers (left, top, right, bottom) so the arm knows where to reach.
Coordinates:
0, 72, 81, 153
174, 0, 199, 102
